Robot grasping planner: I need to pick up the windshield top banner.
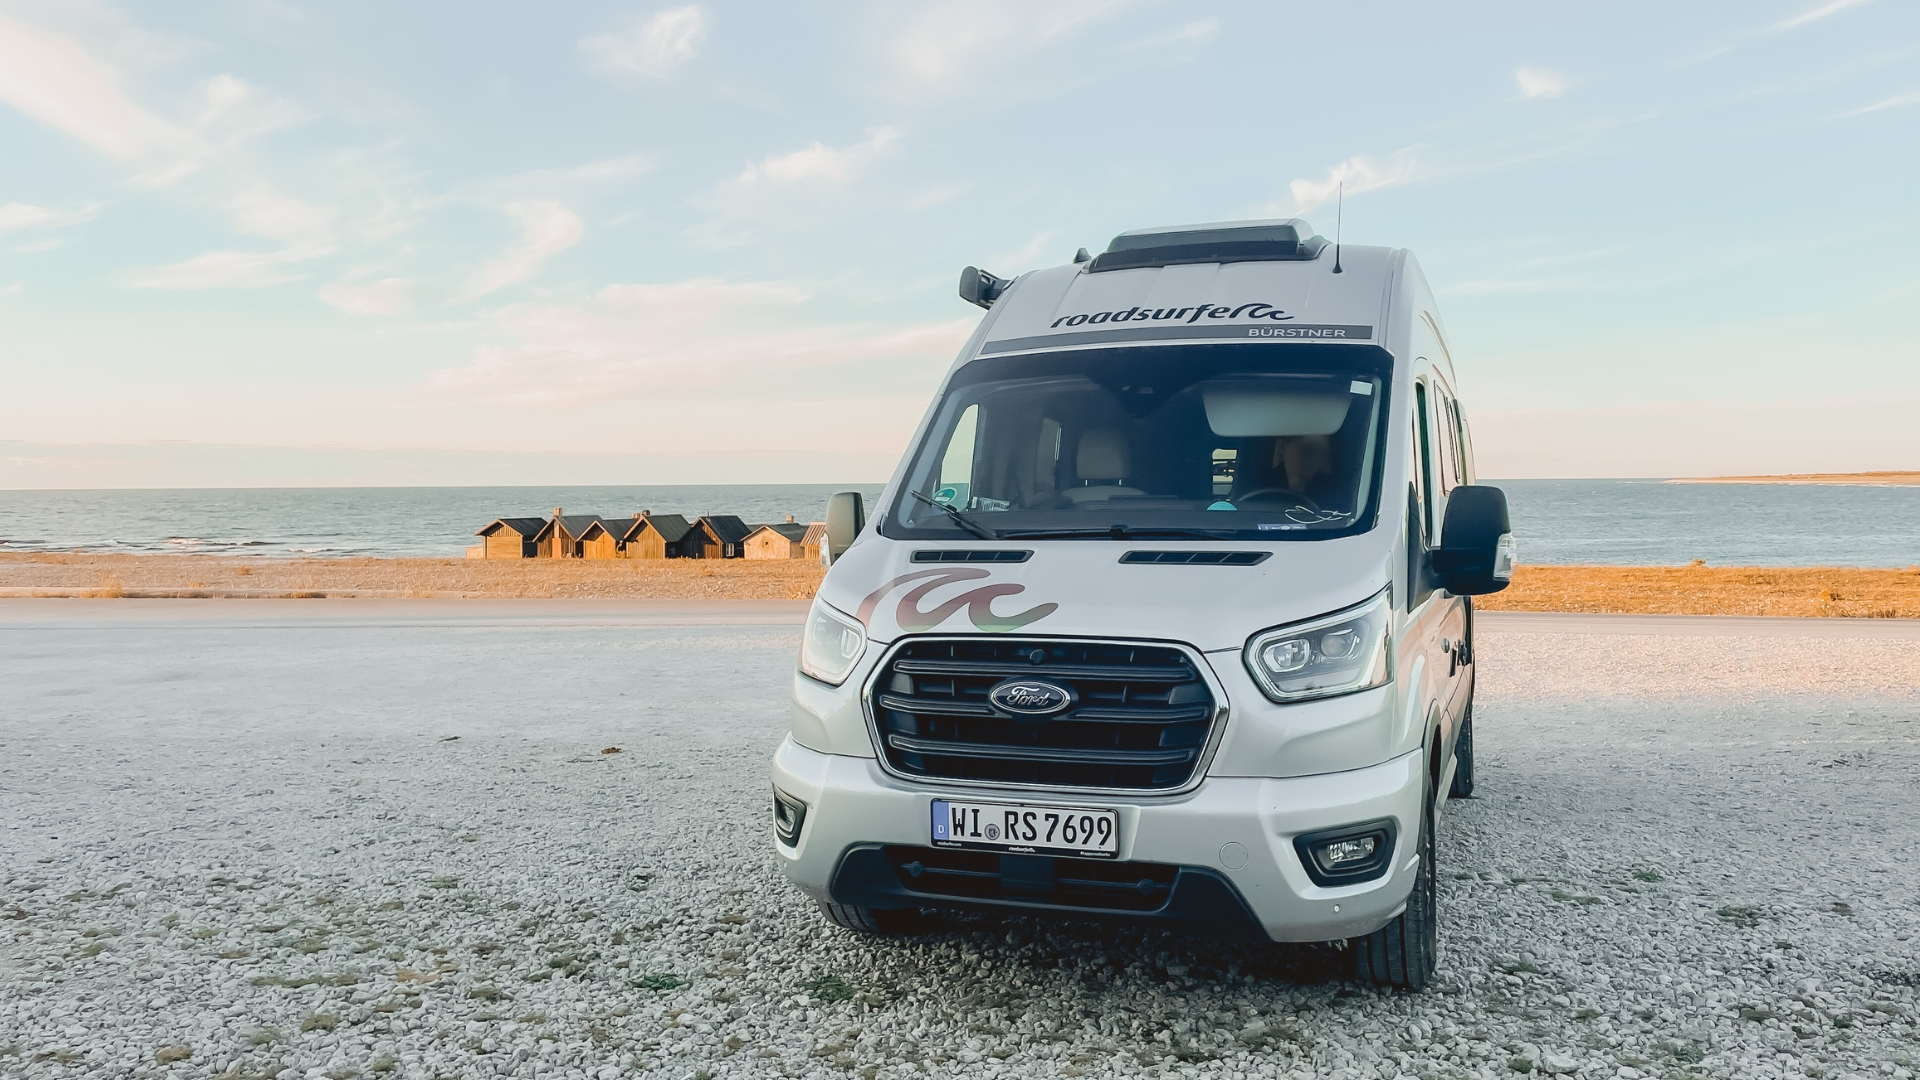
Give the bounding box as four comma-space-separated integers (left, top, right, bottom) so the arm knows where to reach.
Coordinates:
982, 321, 1374, 355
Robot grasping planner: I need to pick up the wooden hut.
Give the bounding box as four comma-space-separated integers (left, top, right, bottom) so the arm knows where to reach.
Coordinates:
621, 511, 694, 559
689, 515, 754, 559
474, 517, 545, 559
577, 519, 625, 560
533, 509, 606, 558
743, 517, 818, 560
802, 521, 827, 562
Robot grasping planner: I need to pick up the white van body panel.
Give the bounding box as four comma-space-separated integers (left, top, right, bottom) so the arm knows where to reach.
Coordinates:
776, 224, 1481, 948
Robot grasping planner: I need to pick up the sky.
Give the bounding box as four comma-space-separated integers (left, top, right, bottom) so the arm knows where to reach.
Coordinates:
1, 0, 1916, 488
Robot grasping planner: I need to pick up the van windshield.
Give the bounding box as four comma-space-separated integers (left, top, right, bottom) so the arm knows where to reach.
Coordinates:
884, 344, 1391, 542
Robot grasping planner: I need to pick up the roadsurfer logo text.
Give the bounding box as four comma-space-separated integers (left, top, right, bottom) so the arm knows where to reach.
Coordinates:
1049, 302, 1292, 329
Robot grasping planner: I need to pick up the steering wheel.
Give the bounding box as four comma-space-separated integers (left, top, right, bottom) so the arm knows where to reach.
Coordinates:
1230, 487, 1322, 512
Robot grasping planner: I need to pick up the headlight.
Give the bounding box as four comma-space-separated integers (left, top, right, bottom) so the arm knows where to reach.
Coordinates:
799, 599, 866, 686
1243, 591, 1392, 703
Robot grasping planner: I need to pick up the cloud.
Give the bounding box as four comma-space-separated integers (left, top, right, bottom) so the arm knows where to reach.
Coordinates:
1122, 19, 1219, 52
1762, 0, 1872, 33
887, 0, 1128, 89
1269, 148, 1427, 215
1516, 65, 1570, 99
581, 6, 707, 79
319, 278, 414, 315
1844, 90, 1920, 116
193, 74, 304, 147
229, 184, 333, 245
425, 278, 974, 407
482, 154, 655, 192
126, 185, 336, 289
126, 247, 327, 289
735, 128, 901, 185
688, 129, 905, 246
449, 201, 584, 304
0, 11, 204, 177
988, 231, 1065, 271
0, 202, 98, 235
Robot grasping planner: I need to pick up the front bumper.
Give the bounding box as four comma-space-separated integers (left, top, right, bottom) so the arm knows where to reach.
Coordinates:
770, 736, 1426, 942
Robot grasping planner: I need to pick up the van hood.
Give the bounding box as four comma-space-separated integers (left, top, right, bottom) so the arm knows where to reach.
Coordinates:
820, 536, 1392, 653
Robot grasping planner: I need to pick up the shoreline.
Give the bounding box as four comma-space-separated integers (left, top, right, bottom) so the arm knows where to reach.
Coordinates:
4, 552, 1917, 618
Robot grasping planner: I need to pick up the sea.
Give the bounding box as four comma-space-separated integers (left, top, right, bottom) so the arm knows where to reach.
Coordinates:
0, 480, 1915, 567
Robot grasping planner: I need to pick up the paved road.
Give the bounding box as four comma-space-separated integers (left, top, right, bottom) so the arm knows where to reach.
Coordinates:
1, 601, 1916, 1080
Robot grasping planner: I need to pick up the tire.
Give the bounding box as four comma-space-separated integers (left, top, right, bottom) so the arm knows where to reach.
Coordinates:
1448, 706, 1475, 799
814, 901, 921, 936
1354, 782, 1438, 990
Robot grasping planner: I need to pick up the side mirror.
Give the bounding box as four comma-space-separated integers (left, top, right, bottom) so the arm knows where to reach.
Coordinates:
824, 491, 866, 565
1430, 485, 1515, 595
958, 266, 1010, 309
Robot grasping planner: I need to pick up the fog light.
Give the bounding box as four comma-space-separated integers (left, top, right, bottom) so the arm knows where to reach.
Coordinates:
772, 788, 808, 847
1293, 819, 1396, 886
1319, 836, 1376, 865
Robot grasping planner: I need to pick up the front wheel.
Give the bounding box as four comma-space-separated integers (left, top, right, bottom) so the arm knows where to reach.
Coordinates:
1448, 706, 1475, 799
1354, 785, 1438, 990
815, 901, 921, 936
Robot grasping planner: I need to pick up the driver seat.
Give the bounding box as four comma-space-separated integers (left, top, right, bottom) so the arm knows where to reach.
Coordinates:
1065, 430, 1147, 503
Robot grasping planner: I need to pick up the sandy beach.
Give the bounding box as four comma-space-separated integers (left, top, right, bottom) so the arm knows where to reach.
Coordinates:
1667, 471, 1920, 485
3, 552, 1917, 618
0, 552, 826, 600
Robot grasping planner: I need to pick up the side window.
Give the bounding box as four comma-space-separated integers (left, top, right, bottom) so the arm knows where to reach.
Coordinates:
1453, 403, 1476, 485
1413, 381, 1434, 539
936, 404, 978, 506
1434, 390, 1461, 495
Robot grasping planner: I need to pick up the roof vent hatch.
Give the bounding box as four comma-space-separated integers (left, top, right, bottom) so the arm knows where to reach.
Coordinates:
1087, 218, 1329, 273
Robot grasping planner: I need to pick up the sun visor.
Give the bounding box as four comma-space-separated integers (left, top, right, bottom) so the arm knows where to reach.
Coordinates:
1203, 388, 1352, 437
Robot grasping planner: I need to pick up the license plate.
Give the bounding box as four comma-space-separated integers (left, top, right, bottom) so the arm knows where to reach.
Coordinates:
931, 799, 1120, 859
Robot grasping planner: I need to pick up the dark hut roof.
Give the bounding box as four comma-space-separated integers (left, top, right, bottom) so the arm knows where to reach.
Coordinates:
578, 520, 622, 540
534, 514, 606, 541
477, 517, 546, 538
748, 522, 810, 543
696, 515, 754, 544
623, 513, 693, 543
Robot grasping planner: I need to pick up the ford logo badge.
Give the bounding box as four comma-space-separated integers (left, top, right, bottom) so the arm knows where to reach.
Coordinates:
988, 678, 1076, 716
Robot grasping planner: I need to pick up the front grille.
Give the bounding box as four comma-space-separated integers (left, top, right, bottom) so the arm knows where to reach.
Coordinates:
871, 638, 1217, 790
882, 846, 1177, 912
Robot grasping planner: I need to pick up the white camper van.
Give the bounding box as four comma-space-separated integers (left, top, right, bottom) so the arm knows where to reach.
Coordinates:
770, 219, 1513, 989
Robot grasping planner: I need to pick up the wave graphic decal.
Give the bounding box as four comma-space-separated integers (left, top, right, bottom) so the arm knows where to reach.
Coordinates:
855, 568, 1058, 634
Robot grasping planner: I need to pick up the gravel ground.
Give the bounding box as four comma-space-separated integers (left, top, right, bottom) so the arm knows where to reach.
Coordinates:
1, 602, 1916, 1080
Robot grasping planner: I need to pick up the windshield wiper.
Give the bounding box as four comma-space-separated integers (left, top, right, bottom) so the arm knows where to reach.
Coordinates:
998, 525, 1239, 541
907, 490, 999, 541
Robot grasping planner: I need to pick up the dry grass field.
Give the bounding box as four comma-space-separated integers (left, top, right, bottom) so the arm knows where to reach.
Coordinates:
0, 552, 827, 600
1479, 562, 1920, 618
4, 553, 1918, 617
1667, 470, 1920, 485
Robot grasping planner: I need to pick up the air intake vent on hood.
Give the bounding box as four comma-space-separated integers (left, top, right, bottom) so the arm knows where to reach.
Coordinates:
912, 549, 1033, 563
1118, 551, 1271, 566
1087, 218, 1329, 273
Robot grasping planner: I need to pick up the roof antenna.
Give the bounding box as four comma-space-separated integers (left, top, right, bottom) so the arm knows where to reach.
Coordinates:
1332, 181, 1344, 274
